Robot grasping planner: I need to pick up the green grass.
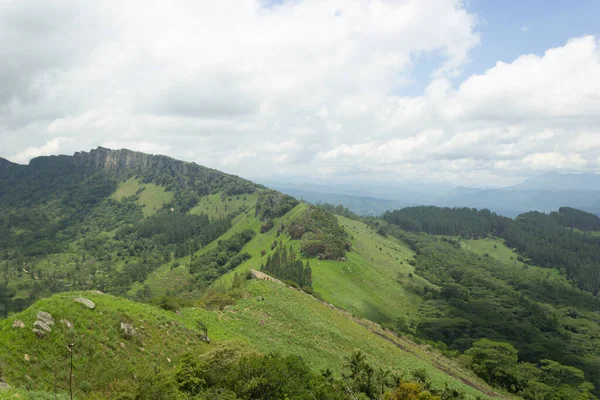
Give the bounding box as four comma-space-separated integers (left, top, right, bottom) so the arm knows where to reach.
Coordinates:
128, 264, 192, 298
0, 291, 206, 399
184, 280, 502, 399
112, 177, 140, 200
215, 211, 430, 325
190, 192, 258, 221
112, 178, 174, 216
1, 282, 504, 399
311, 217, 431, 324
461, 237, 563, 279
211, 203, 310, 288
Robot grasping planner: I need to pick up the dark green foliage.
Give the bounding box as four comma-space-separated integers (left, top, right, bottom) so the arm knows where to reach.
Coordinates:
0, 148, 259, 312
386, 206, 600, 295
316, 202, 360, 220
137, 213, 210, 244
261, 244, 312, 288
189, 229, 255, 286
465, 339, 595, 399
551, 207, 600, 231
260, 220, 274, 233
503, 211, 600, 294
383, 206, 510, 238
290, 206, 350, 260
389, 228, 600, 395
168, 345, 424, 400
254, 189, 299, 220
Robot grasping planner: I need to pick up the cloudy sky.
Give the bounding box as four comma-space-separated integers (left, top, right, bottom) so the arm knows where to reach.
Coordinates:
1, 0, 599, 187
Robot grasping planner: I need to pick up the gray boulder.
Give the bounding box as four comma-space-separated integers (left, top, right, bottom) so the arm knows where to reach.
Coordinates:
32, 311, 54, 338
33, 320, 52, 333
37, 311, 54, 326
74, 297, 95, 309
120, 322, 137, 339
32, 328, 45, 339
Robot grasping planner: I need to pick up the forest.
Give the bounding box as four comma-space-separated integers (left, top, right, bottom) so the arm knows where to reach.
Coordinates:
384, 206, 600, 294
379, 206, 600, 397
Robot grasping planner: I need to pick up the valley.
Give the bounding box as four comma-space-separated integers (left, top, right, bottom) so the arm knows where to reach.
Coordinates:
1, 148, 599, 399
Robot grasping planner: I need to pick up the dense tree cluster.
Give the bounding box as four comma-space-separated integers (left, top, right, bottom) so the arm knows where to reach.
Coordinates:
385, 206, 600, 295
316, 202, 360, 220
550, 207, 600, 231
388, 228, 600, 396
504, 211, 600, 294
383, 206, 510, 238
254, 189, 299, 220
289, 206, 350, 260
189, 229, 255, 286
465, 339, 594, 399
262, 244, 312, 289
135, 344, 447, 400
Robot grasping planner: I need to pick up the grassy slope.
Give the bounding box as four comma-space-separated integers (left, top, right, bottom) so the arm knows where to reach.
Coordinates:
312, 217, 431, 323
112, 177, 174, 216
188, 280, 503, 399
215, 211, 430, 324
128, 194, 261, 298
0, 291, 206, 398
462, 237, 563, 280
190, 192, 259, 221
1, 283, 503, 399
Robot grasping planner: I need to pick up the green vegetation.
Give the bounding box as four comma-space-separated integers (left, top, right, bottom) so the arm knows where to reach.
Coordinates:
5, 148, 600, 399
0, 281, 498, 399
261, 244, 313, 289
113, 177, 175, 216
384, 206, 600, 294
255, 189, 299, 220
290, 205, 351, 260
190, 192, 259, 221
0, 148, 259, 315
382, 207, 600, 397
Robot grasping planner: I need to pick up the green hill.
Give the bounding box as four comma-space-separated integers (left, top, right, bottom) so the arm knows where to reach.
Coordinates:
3, 149, 600, 399
0, 282, 502, 399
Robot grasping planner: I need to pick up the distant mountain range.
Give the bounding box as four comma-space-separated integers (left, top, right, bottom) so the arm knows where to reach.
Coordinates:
271, 173, 600, 217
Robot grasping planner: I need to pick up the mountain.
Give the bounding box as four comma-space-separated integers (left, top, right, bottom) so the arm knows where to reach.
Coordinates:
0, 157, 20, 171
510, 172, 600, 191
272, 186, 415, 216
1, 148, 599, 399
271, 173, 600, 217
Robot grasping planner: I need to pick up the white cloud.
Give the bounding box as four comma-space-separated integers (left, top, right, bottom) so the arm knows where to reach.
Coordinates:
0, 1, 598, 187
11, 137, 69, 163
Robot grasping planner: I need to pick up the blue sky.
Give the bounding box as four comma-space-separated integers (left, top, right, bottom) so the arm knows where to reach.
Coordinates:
407, 0, 600, 94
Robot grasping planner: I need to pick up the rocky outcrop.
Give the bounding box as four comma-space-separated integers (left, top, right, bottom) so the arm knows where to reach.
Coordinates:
32, 311, 54, 338
120, 322, 137, 339
74, 297, 95, 309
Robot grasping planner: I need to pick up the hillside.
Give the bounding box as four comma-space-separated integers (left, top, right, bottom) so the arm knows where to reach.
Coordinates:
2, 148, 600, 399
0, 282, 502, 399
0, 147, 262, 315
383, 206, 600, 398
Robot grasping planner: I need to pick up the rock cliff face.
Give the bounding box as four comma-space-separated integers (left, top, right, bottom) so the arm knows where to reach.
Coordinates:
2, 147, 259, 196
70, 147, 198, 178
21, 147, 201, 178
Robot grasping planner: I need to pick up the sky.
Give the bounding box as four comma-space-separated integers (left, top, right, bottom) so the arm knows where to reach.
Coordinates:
0, 0, 599, 188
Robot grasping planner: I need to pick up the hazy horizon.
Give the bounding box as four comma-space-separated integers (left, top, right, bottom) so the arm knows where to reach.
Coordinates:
1, 0, 599, 187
